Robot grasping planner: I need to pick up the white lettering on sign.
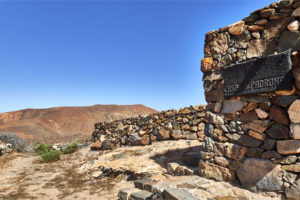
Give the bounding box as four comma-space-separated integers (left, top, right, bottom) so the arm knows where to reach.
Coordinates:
224, 76, 285, 95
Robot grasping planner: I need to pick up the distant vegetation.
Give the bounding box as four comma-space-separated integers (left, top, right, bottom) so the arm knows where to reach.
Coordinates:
34, 141, 79, 163
62, 142, 78, 154
34, 143, 53, 155
40, 150, 61, 163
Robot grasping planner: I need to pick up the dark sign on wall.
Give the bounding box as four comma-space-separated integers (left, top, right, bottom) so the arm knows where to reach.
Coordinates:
223, 50, 293, 97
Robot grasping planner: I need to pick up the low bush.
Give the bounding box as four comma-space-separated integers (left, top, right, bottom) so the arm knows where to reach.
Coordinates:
34, 143, 53, 155
40, 150, 61, 163
0, 132, 27, 152
62, 142, 78, 154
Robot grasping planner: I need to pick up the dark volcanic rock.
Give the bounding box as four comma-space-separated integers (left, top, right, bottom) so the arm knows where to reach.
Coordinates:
266, 124, 290, 139
240, 111, 258, 122
204, 124, 214, 137
237, 158, 284, 192
246, 147, 264, 158
278, 31, 300, 52
226, 133, 262, 148
241, 120, 273, 133
272, 95, 298, 108
263, 139, 276, 150
270, 105, 290, 125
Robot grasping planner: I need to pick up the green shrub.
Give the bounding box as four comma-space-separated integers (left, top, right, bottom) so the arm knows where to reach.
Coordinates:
40, 150, 61, 163
62, 142, 78, 154
34, 143, 53, 155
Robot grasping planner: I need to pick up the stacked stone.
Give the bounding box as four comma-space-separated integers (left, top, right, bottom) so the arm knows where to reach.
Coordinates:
92, 105, 206, 150
201, 0, 300, 198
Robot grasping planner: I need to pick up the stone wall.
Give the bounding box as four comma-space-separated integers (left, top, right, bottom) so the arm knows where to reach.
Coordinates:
91, 0, 300, 198
91, 105, 207, 150
200, 0, 300, 198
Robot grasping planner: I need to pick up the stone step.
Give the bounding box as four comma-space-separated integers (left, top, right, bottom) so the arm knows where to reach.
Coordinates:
163, 188, 200, 200
130, 190, 153, 200
118, 187, 141, 200
134, 178, 152, 190
119, 186, 153, 200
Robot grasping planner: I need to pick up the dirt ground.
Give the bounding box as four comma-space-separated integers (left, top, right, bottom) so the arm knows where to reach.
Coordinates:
0, 140, 282, 200
0, 147, 132, 200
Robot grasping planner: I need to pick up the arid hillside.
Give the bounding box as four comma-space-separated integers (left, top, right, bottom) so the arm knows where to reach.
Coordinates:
0, 104, 157, 142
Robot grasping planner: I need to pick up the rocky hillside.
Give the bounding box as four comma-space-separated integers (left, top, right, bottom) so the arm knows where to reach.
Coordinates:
0, 104, 157, 142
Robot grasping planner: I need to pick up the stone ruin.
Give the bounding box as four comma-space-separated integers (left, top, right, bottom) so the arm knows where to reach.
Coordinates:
92, 0, 300, 199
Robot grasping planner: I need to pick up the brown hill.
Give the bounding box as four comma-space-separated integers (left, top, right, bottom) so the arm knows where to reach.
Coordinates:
0, 104, 157, 143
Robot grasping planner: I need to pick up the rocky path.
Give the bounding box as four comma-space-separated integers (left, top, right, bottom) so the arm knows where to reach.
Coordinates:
0, 140, 282, 200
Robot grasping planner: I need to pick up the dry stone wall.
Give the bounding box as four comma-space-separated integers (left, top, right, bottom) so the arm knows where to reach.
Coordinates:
201, 0, 300, 198
92, 105, 207, 150
91, 0, 300, 198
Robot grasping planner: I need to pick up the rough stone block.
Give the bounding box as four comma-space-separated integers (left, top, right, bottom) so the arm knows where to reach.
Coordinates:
266, 124, 289, 140
205, 112, 224, 125
288, 99, 300, 123
225, 143, 247, 161
269, 105, 290, 125
198, 160, 236, 182
240, 111, 258, 122
273, 95, 298, 108
241, 120, 272, 133
221, 100, 244, 113
246, 147, 264, 158
225, 133, 262, 148
277, 140, 300, 155
229, 21, 245, 36
248, 130, 265, 141
255, 108, 269, 119
263, 139, 276, 150
158, 128, 170, 140
134, 179, 151, 190
119, 188, 141, 200
237, 158, 283, 192
282, 164, 300, 173
130, 190, 152, 200
163, 188, 199, 200
290, 124, 300, 139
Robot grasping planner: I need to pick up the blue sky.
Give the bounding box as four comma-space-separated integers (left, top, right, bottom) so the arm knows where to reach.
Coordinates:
0, 0, 275, 113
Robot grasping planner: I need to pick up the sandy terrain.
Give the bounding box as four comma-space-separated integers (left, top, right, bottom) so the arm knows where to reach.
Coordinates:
0, 140, 282, 200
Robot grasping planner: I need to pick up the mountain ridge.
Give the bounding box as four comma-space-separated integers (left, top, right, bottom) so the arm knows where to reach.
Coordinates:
0, 104, 157, 142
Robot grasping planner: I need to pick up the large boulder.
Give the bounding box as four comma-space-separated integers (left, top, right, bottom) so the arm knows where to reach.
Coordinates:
237, 158, 283, 192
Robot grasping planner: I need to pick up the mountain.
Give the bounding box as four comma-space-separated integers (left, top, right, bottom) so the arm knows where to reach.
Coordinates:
0, 104, 157, 143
